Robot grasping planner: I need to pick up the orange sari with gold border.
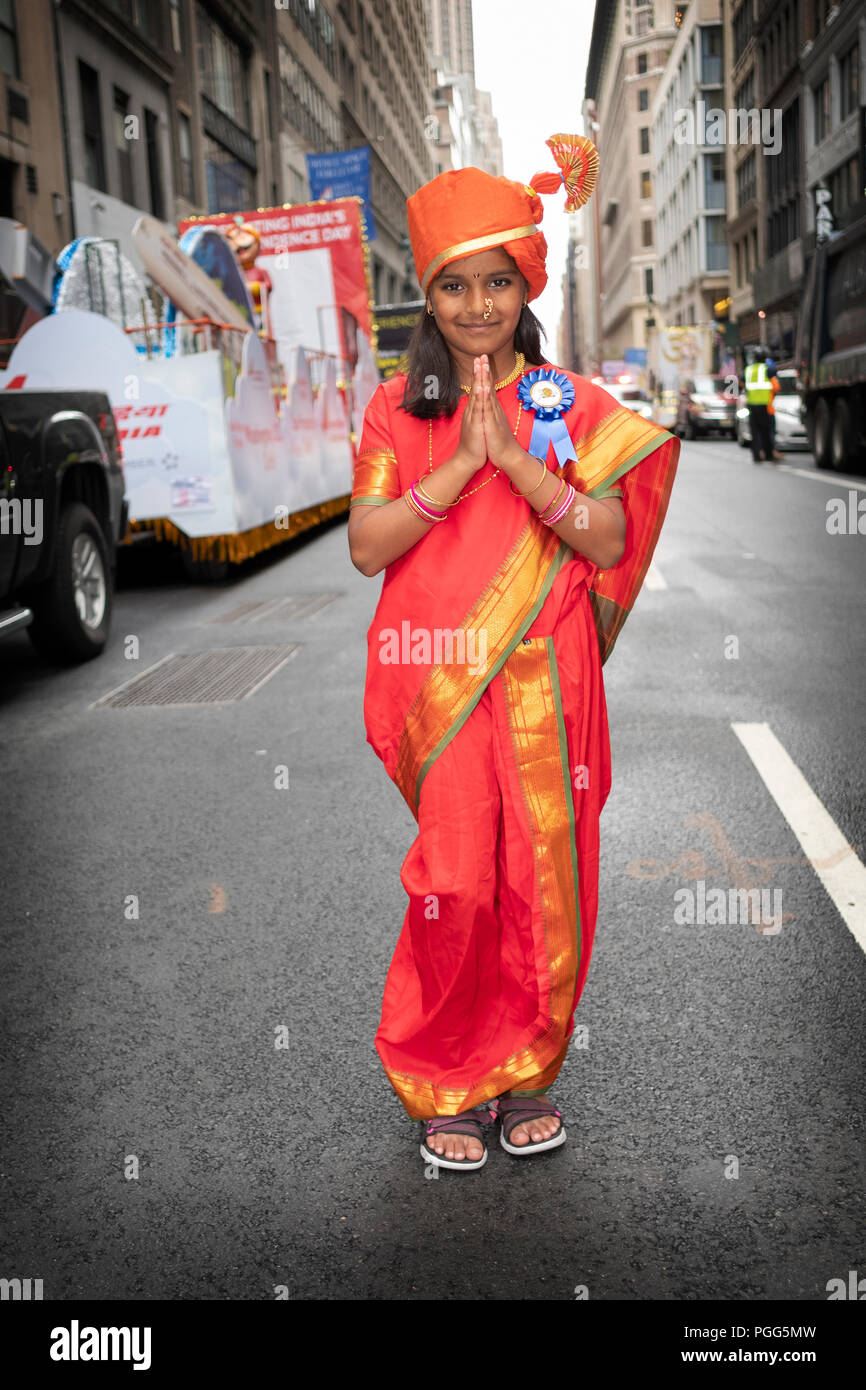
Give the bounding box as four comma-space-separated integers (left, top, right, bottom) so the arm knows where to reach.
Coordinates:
352, 368, 679, 1117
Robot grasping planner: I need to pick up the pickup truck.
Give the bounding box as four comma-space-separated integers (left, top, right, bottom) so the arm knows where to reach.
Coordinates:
0, 391, 128, 662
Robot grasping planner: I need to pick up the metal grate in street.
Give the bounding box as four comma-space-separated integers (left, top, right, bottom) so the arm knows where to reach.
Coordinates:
205, 592, 343, 624
92, 645, 300, 707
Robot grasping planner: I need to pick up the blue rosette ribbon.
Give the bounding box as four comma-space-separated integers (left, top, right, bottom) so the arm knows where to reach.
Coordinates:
517, 368, 577, 466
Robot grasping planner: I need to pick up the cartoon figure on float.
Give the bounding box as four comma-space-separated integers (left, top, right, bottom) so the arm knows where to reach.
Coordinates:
223, 217, 272, 336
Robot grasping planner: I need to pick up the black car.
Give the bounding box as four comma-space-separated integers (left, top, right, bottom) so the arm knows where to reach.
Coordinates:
675, 375, 737, 440
0, 391, 128, 662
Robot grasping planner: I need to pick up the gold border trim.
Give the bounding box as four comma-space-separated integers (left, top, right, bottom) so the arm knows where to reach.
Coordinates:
382, 636, 581, 1117
421, 224, 539, 294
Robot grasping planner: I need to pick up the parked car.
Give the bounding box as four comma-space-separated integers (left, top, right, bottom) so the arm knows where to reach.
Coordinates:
600, 382, 655, 421
675, 375, 737, 439
0, 391, 127, 663
736, 367, 810, 451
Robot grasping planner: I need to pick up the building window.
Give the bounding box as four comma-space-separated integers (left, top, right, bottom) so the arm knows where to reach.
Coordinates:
203, 131, 254, 212
840, 40, 859, 122
279, 37, 341, 150
829, 154, 862, 217
113, 88, 135, 206
736, 149, 756, 209
732, 1, 752, 62
634, 5, 653, 38
637, 51, 647, 75
735, 240, 741, 285
144, 108, 164, 220
766, 98, 800, 255
79, 60, 106, 192
639, 126, 650, 155
339, 43, 356, 106
0, 0, 19, 78
705, 215, 728, 270
644, 266, 654, 298
640, 169, 652, 199
170, 0, 183, 52
196, 3, 251, 130
178, 111, 194, 201
704, 151, 725, 209
814, 75, 831, 144
638, 87, 649, 111
288, 0, 337, 77
735, 70, 755, 112
642, 218, 653, 247
700, 25, 723, 85
105, 0, 162, 47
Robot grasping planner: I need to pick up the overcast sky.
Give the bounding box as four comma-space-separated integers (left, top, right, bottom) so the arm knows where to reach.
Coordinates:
471, 0, 593, 358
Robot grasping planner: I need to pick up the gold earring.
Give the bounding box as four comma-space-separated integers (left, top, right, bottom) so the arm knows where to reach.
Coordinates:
522, 296, 528, 308
483, 297, 493, 320
426, 302, 433, 315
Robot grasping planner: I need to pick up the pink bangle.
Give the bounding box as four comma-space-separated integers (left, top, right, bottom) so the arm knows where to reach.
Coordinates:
406, 480, 448, 522
537, 477, 567, 522
542, 481, 577, 526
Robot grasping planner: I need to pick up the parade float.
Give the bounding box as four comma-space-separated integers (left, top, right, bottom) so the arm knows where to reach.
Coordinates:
0, 197, 379, 578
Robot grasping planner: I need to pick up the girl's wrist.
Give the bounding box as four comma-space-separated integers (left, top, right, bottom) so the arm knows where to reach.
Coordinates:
501, 442, 544, 481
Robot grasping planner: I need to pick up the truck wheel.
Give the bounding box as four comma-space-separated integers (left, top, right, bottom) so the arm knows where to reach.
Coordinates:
813, 396, 832, 469
27, 501, 112, 663
830, 399, 854, 473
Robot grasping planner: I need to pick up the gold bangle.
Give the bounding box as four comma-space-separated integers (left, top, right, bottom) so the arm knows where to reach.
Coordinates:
510, 456, 548, 498
537, 476, 567, 519
404, 489, 432, 522
415, 477, 457, 508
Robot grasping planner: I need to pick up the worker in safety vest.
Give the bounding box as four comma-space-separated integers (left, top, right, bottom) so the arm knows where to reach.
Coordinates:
744, 348, 774, 463
765, 357, 785, 459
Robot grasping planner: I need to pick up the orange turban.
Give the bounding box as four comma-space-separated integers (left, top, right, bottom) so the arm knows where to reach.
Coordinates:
408, 134, 598, 303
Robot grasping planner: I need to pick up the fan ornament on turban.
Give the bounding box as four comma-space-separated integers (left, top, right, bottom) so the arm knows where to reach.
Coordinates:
528, 133, 599, 212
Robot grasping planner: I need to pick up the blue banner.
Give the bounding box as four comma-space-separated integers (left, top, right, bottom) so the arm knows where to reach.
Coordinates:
305, 147, 376, 241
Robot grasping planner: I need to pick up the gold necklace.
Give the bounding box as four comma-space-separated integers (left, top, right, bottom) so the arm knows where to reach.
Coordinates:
459, 351, 525, 394
429, 354, 526, 502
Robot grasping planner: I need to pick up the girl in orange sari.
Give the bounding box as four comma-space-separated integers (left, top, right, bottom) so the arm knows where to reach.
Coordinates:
348, 136, 679, 1170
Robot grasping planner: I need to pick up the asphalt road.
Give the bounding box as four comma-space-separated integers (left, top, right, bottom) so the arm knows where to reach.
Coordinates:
1, 438, 864, 1302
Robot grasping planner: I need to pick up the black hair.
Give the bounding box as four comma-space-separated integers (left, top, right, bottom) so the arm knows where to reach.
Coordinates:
398, 300, 550, 419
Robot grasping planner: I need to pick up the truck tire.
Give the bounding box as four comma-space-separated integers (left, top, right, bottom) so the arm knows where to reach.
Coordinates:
813, 396, 832, 469
830, 398, 854, 473
27, 501, 112, 663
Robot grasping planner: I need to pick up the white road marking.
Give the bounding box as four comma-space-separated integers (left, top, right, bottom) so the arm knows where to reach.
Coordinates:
644, 561, 667, 590
731, 721, 866, 955
776, 465, 866, 491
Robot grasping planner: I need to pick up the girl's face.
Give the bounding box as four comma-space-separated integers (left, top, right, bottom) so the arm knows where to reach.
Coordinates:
428, 249, 526, 360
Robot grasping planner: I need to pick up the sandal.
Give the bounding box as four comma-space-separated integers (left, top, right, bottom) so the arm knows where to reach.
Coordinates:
420, 1098, 500, 1171
498, 1095, 566, 1156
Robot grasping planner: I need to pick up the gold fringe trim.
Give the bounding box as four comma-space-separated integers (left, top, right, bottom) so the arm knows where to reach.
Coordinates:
123, 495, 350, 564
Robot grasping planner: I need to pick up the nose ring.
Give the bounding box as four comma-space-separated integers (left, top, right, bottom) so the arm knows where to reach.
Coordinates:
483, 297, 493, 320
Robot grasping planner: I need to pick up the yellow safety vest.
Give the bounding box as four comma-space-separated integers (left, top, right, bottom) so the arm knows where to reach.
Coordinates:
745, 363, 771, 405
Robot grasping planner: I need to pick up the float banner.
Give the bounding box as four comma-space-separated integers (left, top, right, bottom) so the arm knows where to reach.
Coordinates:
178, 200, 372, 368
305, 147, 376, 241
